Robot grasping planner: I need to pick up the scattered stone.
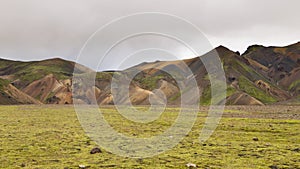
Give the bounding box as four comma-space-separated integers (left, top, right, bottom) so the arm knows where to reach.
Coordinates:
238, 153, 245, 157
78, 165, 86, 169
186, 163, 197, 168
269, 165, 278, 169
253, 137, 259, 141
265, 143, 271, 146
136, 158, 143, 163
90, 147, 102, 154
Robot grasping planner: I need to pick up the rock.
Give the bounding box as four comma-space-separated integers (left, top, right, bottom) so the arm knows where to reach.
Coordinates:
292, 148, 300, 152
186, 163, 197, 168
253, 137, 259, 141
238, 153, 245, 157
78, 165, 86, 169
136, 158, 143, 163
265, 143, 271, 146
20, 163, 25, 167
269, 165, 278, 169
90, 147, 102, 154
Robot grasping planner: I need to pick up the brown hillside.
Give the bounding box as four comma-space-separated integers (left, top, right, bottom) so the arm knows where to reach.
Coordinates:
0, 42, 299, 105
23, 74, 72, 104
0, 83, 41, 105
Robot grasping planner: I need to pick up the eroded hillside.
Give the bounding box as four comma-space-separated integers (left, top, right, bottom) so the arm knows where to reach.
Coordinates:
0, 42, 299, 105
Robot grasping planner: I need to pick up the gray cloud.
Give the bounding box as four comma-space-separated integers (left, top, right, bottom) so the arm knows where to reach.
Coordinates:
0, 0, 299, 70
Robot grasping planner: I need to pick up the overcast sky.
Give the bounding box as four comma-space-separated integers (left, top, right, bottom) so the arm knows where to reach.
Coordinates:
0, 0, 300, 70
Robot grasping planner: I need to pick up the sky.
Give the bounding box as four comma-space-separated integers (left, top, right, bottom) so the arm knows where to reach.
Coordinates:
0, 0, 300, 70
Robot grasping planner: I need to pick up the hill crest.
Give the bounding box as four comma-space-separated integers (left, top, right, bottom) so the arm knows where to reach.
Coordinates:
0, 42, 299, 105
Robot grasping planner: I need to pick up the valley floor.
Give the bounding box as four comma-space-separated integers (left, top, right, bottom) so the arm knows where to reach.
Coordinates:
0, 105, 299, 168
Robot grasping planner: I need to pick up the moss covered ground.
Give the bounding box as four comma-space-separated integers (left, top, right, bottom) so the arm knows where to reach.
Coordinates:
0, 105, 299, 168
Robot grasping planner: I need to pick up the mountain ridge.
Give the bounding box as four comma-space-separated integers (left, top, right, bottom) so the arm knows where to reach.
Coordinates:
0, 42, 299, 105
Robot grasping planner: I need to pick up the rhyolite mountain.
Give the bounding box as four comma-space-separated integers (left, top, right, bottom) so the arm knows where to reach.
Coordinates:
0, 42, 299, 105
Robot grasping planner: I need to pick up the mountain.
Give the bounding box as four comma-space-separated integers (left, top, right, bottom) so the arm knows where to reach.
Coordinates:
0, 78, 41, 104
124, 45, 292, 105
243, 42, 300, 98
0, 42, 299, 105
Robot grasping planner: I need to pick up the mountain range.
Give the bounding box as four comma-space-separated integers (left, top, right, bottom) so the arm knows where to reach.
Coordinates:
0, 42, 299, 105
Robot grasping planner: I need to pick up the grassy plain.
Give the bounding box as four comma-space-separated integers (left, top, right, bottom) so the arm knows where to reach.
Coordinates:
0, 105, 299, 169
